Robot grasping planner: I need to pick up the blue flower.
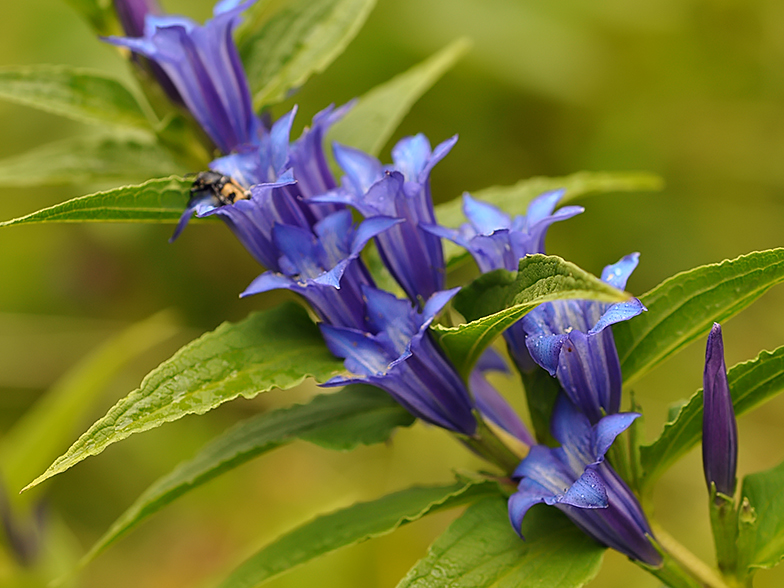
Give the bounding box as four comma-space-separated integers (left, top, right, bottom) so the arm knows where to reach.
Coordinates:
240, 210, 401, 330
316, 134, 457, 303
172, 105, 352, 245
105, 0, 261, 154
521, 253, 646, 423
424, 189, 583, 372
702, 323, 738, 498
508, 395, 661, 566
425, 190, 583, 274
320, 287, 478, 435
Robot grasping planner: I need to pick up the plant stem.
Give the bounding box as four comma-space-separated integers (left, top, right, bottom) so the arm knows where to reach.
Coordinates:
650, 521, 732, 588
458, 415, 522, 475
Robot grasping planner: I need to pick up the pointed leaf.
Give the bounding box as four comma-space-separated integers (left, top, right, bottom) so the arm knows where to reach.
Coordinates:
82, 385, 413, 563
739, 459, 784, 570
23, 302, 344, 491
0, 66, 150, 129
0, 176, 191, 227
435, 171, 664, 233
397, 497, 605, 588
0, 312, 180, 498
0, 136, 184, 187
328, 38, 471, 157
640, 345, 784, 487
433, 255, 628, 378
240, 0, 377, 109
615, 248, 784, 386
61, 0, 118, 34
218, 480, 500, 588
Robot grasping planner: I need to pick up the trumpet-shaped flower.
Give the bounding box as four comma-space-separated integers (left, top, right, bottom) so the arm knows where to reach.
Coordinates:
424, 190, 583, 371
105, 0, 261, 154
522, 254, 646, 423
172, 105, 351, 245
316, 134, 456, 303
702, 323, 737, 498
241, 210, 401, 330
508, 395, 661, 566
425, 190, 583, 274
320, 287, 478, 435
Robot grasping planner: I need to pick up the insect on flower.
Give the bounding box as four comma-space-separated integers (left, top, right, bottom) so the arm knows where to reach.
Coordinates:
188, 171, 251, 207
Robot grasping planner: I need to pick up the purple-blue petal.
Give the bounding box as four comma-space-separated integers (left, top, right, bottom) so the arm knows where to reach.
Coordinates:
589, 297, 646, 335
560, 469, 608, 509
462, 193, 511, 234
593, 412, 640, 459
601, 253, 640, 290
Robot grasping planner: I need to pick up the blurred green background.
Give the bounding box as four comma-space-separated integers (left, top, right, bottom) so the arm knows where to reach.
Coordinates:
2, 0, 784, 586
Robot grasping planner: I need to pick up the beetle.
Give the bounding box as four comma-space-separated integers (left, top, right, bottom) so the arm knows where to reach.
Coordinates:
188, 170, 250, 206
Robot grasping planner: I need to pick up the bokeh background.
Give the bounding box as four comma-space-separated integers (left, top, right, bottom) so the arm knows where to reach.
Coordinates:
2, 0, 784, 586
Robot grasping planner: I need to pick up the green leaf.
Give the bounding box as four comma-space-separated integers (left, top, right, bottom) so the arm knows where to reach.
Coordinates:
640, 345, 784, 487
615, 248, 784, 386
328, 38, 471, 157
0, 135, 185, 187
0, 66, 150, 129
0, 312, 180, 499
397, 497, 605, 588
23, 302, 344, 492
61, 0, 118, 35
739, 459, 784, 570
240, 0, 377, 109
81, 385, 413, 564
433, 255, 628, 378
218, 480, 500, 588
0, 176, 191, 227
435, 170, 664, 232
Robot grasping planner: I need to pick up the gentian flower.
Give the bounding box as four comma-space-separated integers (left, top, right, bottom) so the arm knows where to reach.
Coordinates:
521, 253, 646, 423
508, 395, 662, 566
320, 287, 478, 435
239, 210, 401, 330
702, 323, 737, 498
317, 134, 457, 303
172, 104, 352, 244
424, 190, 583, 371
105, 0, 262, 154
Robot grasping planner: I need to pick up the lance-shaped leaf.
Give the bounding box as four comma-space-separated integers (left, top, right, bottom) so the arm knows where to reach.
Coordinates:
433, 255, 628, 378
62, 0, 118, 35
217, 480, 500, 588
240, 0, 376, 109
81, 385, 413, 564
0, 312, 180, 499
0, 176, 191, 227
328, 38, 470, 158
615, 248, 784, 386
397, 497, 605, 588
23, 303, 344, 492
435, 170, 664, 233
0, 66, 150, 130
328, 38, 469, 158
0, 135, 184, 187
738, 459, 784, 572
640, 345, 784, 487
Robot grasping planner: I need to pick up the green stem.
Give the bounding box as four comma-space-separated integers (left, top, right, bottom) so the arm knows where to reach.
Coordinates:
639, 552, 704, 588
650, 522, 732, 588
458, 415, 522, 475
709, 488, 738, 577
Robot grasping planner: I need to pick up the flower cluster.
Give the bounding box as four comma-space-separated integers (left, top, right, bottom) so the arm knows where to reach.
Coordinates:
110, 0, 695, 568
432, 191, 661, 565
